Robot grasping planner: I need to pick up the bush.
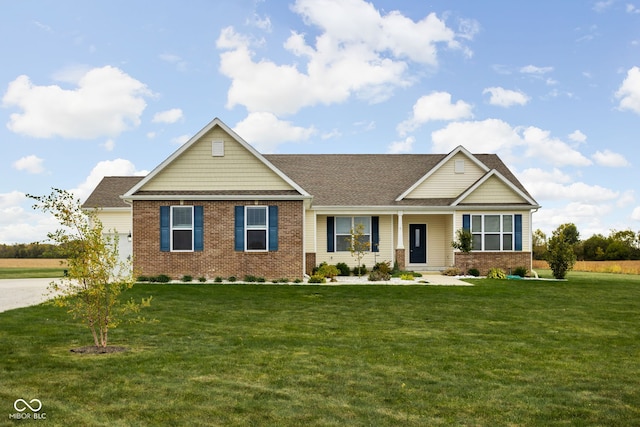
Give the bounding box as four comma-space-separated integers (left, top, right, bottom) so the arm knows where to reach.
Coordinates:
335, 262, 351, 276
137, 275, 150, 282
198, 277, 207, 283
512, 266, 528, 278
468, 268, 480, 277
400, 273, 414, 280
352, 264, 368, 276
318, 264, 339, 282
155, 274, 171, 283
442, 267, 461, 276
244, 275, 258, 283
293, 278, 302, 283
487, 268, 507, 279
368, 270, 390, 281
181, 275, 193, 282
227, 276, 237, 282
214, 276, 223, 283
308, 274, 326, 284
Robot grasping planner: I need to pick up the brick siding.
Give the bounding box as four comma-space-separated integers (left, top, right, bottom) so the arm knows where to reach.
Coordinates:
133, 200, 304, 280
454, 252, 532, 276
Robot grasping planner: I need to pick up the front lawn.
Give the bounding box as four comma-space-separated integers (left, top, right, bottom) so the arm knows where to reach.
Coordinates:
2, 275, 640, 425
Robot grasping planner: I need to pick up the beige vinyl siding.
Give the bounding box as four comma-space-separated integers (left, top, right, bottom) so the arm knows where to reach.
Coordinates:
96, 210, 131, 234
315, 214, 394, 268
402, 214, 448, 267
454, 211, 532, 251
462, 175, 527, 204
142, 127, 294, 192
405, 153, 485, 199
304, 210, 316, 253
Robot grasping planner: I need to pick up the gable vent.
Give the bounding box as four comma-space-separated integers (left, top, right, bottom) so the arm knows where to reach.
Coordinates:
212, 140, 224, 157
455, 159, 465, 174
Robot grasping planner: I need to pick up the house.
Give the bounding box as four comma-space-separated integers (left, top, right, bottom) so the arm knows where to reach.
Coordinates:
83, 117, 540, 280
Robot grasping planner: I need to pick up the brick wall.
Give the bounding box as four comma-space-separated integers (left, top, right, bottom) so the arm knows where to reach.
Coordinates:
454, 252, 532, 276
305, 252, 316, 275
133, 200, 304, 280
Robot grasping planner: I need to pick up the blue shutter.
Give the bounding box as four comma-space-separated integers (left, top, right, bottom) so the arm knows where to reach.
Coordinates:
327, 216, 335, 252
462, 214, 470, 231
160, 206, 170, 252
194, 206, 204, 252
372, 216, 379, 252
514, 214, 522, 251
234, 206, 244, 251
268, 206, 278, 251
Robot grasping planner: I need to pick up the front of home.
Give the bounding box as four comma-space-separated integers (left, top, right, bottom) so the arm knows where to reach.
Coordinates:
83, 117, 540, 280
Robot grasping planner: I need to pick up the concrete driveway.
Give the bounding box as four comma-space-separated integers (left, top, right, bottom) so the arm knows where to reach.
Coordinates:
0, 278, 57, 313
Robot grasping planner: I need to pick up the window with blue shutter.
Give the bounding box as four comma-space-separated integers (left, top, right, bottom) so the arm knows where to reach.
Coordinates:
268, 206, 278, 251
235, 205, 278, 252
234, 206, 244, 251
514, 214, 522, 251
327, 217, 335, 252
372, 216, 379, 252
161, 206, 203, 252
160, 206, 170, 252
194, 206, 203, 252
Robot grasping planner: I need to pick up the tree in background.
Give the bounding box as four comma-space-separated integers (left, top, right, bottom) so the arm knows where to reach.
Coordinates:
532, 229, 548, 260
28, 188, 149, 349
546, 223, 577, 279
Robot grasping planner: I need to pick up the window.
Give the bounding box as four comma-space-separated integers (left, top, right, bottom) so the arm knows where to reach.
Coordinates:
335, 216, 371, 252
470, 214, 514, 251
246, 206, 267, 251
172, 206, 193, 251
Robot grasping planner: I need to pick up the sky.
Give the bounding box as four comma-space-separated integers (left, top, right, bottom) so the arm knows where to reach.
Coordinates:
1, 0, 639, 244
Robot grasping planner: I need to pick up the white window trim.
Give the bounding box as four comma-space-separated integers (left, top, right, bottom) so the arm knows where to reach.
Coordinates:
245, 206, 269, 252
471, 214, 514, 252
171, 205, 194, 252
335, 216, 372, 252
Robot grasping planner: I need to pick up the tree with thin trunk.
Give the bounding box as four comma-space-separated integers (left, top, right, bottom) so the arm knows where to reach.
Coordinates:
347, 222, 371, 277
28, 188, 149, 349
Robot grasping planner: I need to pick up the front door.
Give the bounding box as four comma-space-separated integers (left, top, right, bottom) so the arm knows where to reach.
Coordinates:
409, 224, 427, 264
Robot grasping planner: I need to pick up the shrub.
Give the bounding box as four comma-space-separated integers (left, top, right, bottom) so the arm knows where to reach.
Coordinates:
512, 266, 528, 278
318, 264, 339, 282
487, 267, 507, 279
137, 275, 150, 282
369, 270, 390, 281
198, 277, 207, 283
256, 277, 266, 283
352, 264, 367, 276
468, 268, 480, 277
293, 278, 302, 284
335, 262, 351, 276
442, 267, 461, 276
214, 276, 223, 283
308, 274, 326, 284
227, 276, 237, 282
400, 273, 414, 280
155, 274, 171, 283
279, 278, 289, 283
181, 275, 193, 283
244, 275, 258, 283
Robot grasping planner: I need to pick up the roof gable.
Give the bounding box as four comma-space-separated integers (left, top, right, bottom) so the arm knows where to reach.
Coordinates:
453, 170, 538, 206
396, 146, 489, 201
124, 118, 309, 198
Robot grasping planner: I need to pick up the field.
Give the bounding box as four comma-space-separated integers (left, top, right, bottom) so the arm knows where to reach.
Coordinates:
0, 259, 67, 279
533, 259, 640, 275
1, 272, 640, 426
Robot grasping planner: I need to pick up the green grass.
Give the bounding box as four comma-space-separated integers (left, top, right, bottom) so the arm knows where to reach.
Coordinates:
2, 274, 640, 426
0, 267, 66, 279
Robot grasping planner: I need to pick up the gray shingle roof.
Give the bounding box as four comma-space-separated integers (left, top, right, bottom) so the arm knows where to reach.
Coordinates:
84, 154, 536, 208
83, 176, 144, 208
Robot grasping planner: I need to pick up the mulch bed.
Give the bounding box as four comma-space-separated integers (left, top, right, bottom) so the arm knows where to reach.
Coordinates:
70, 346, 128, 354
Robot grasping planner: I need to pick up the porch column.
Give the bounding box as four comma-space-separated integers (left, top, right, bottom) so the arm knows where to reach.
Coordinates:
395, 211, 405, 270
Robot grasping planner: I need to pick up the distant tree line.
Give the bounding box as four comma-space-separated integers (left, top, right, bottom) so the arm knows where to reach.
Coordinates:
0, 243, 63, 258
534, 225, 640, 261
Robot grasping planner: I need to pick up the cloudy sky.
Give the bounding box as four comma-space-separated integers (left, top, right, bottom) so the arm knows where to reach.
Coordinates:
1, 0, 639, 243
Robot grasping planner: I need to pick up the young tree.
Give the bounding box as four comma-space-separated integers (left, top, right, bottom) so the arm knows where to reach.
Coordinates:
347, 222, 371, 277
28, 188, 149, 349
451, 228, 473, 274
546, 223, 577, 280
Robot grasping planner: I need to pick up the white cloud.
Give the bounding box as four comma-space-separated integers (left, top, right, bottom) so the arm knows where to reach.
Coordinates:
171, 135, 191, 146
397, 92, 473, 135
568, 130, 587, 142
152, 108, 184, 124
615, 66, 640, 114
520, 65, 553, 75
72, 159, 147, 202
0, 191, 58, 244
431, 118, 522, 154
246, 13, 272, 31
12, 155, 44, 174
519, 168, 618, 202
632, 206, 640, 221
233, 112, 316, 153
627, 4, 640, 13
102, 139, 115, 151
522, 126, 592, 167
387, 136, 415, 154
217, 0, 470, 116
159, 53, 188, 71
2, 66, 152, 139
483, 87, 529, 107
592, 149, 630, 167
593, 0, 614, 12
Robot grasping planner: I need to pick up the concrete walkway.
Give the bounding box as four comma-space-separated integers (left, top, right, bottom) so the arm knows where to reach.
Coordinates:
0, 278, 57, 313
329, 273, 472, 286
